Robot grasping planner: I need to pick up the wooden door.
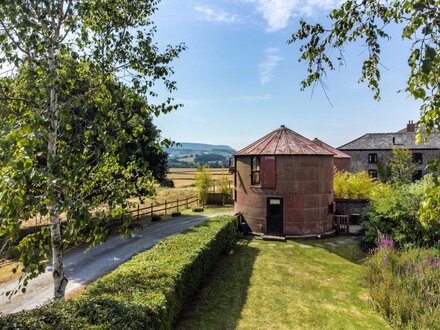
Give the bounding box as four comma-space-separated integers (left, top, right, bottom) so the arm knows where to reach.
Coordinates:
267, 198, 283, 235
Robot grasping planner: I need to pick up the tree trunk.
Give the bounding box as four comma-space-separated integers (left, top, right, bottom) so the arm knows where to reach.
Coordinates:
47, 6, 67, 299
47, 68, 68, 300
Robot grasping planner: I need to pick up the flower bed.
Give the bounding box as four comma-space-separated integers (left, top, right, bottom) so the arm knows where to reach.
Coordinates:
366, 236, 440, 329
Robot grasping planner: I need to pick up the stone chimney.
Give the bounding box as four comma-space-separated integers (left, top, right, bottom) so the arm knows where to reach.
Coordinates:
407, 120, 415, 133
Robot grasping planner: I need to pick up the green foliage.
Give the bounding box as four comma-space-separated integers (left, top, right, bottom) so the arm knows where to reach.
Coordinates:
218, 171, 232, 196
362, 175, 440, 249
376, 161, 391, 182
0, 215, 238, 329
0, 302, 89, 330
0, 0, 185, 297
366, 246, 440, 329
194, 165, 213, 205
159, 178, 175, 188
334, 170, 381, 199
388, 147, 417, 184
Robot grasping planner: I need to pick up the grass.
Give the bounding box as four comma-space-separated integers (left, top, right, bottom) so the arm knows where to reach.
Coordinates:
181, 205, 233, 216
0, 260, 23, 285
177, 236, 389, 330
167, 167, 232, 189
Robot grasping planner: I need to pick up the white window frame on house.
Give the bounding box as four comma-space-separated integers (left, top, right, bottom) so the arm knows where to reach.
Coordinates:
251, 156, 260, 186
412, 170, 423, 181
412, 152, 423, 164
368, 169, 378, 178
368, 153, 378, 164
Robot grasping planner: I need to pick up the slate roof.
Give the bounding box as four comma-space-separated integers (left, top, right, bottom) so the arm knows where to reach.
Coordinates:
313, 138, 351, 158
338, 132, 440, 150
235, 125, 333, 156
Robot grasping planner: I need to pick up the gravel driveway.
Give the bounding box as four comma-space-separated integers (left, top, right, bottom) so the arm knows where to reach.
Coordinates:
0, 212, 232, 315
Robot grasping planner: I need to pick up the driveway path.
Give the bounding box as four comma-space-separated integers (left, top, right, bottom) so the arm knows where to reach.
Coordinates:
0, 212, 232, 315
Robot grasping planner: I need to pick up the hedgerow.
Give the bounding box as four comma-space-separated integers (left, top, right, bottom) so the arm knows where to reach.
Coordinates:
0, 215, 237, 329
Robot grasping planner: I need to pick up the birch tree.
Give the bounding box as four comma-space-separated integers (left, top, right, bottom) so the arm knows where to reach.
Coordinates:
0, 0, 184, 300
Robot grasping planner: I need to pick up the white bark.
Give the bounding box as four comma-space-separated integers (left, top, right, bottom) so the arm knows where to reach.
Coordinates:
47, 1, 67, 300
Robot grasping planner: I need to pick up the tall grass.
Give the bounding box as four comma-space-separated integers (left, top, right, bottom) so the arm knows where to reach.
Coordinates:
366, 237, 440, 329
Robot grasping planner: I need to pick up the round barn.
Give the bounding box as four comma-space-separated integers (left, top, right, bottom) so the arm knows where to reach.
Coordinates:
232, 125, 335, 237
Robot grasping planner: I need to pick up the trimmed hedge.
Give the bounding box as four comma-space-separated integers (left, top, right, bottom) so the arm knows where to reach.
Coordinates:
0, 215, 237, 329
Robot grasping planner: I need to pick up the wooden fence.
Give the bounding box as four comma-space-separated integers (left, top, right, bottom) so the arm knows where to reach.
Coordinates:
129, 195, 199, 221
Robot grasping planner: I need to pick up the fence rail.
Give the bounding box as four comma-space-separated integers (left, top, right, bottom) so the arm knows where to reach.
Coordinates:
129, 195, 199, 221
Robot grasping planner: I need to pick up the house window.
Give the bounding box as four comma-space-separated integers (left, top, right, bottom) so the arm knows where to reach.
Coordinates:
251, 156, 260, 186
412, 153, 423, 164
368, 170, 378, 178
368, 153, 377, 164
412, 170, 423, 181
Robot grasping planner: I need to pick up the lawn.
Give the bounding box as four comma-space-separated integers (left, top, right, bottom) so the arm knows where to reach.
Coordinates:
177, 236, 389, 330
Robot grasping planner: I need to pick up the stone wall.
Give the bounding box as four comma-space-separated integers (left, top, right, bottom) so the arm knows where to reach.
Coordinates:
343, 149, 440, 175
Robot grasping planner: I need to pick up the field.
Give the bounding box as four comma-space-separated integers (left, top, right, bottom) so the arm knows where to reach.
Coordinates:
177, 236, 389, 330
167, 167, 233, 189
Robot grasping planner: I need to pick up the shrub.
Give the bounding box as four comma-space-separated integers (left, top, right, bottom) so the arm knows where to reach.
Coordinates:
0, 215, 237, 329
366, 241, 440, 329
362, 175, 440, 250
334, 170, 382, 199
159, 178, 175, 188
0, 301, 89, 329
388, 147, 417, 184
194, 165, 213, 206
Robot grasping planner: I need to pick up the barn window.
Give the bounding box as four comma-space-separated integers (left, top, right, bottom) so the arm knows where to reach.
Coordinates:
251, 156, 260, 186
368, 153, 377, 163
412, 153, 423, 164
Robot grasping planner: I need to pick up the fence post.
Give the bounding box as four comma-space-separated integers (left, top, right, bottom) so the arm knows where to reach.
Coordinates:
176, 198, 179, 211
186, 197, 189, 208
151, 202, 153, 218
137, 204, 140, 221
165, 200, 167, 214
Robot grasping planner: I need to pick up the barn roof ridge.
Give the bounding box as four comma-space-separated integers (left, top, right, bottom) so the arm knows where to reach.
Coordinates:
313, 138, 351, 159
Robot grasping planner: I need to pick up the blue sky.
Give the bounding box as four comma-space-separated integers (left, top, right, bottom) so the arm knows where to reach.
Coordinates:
152, 0, 419, 150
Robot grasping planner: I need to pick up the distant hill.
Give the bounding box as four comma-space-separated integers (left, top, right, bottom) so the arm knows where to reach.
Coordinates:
165, 142, 236, 168
165, 143, 235, 154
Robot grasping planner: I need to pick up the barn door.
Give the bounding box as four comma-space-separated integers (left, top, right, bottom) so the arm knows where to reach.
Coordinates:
267, 198, 283, 235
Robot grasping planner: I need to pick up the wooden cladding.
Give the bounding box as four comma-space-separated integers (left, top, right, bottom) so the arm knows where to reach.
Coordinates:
260, 156, 276, 189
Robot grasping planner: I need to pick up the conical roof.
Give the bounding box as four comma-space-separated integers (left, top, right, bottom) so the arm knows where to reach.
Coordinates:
235, 125, 333, 156
313, 138, 351, 159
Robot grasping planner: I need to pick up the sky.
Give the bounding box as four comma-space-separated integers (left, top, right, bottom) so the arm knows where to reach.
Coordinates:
151, 0, 419, 151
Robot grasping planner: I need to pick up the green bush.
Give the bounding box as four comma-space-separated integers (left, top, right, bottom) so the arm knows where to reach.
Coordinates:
159, 178, 175, 188
0, 215, 237, 329
0, 301, 89, 329
366, 243, 440, 329
334, 170, 382, 199
362, 175, 440, 250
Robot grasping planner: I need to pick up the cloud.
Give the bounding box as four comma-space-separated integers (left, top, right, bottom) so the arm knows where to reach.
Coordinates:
241, 0, 341, 31
194, 5, 242, 24
259, 47, 282, 84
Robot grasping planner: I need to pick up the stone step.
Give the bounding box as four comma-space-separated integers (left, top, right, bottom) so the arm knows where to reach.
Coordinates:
262, 235, 286, 242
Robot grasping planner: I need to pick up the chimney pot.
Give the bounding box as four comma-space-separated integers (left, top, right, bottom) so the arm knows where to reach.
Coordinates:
407, 120, 415, 133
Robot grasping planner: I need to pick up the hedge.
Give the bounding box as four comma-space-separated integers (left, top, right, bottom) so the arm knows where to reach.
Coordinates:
0, 215, 237, 329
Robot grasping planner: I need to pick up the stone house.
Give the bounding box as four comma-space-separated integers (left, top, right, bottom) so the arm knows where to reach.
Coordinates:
338, 121, 440, 180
